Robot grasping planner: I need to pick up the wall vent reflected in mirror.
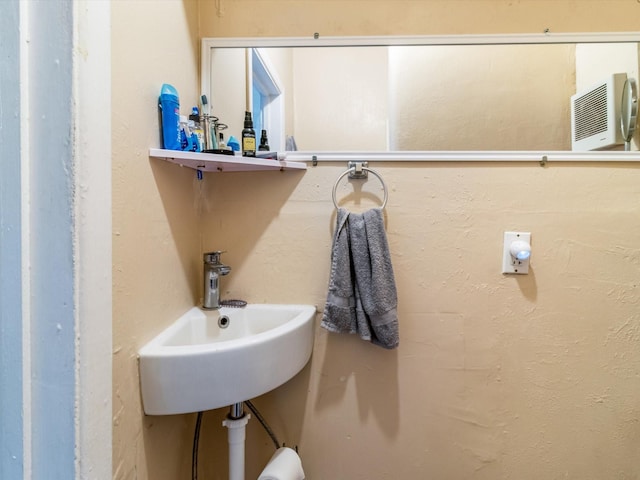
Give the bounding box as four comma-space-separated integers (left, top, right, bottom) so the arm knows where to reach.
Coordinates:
571, 73, 627, 151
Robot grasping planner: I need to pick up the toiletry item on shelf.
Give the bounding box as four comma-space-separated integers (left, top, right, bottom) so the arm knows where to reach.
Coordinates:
187, 119, 200, 151
213, 122, 229, 150
200, 95, 216, 150
241, 111, 256, 157
201, 114, 213, 150
200, 95, 209, 116
218, 133, 228, 150
159, 84, 181, 150
258, 129, 270, 151
189, 107, 203, 152
227, 135, 240, 152
203, 129, 234, 155
179, 115, 194, 151
209, 119, 219, 150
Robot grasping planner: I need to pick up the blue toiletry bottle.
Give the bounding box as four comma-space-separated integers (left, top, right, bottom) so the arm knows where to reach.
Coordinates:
159, 84, 181, 150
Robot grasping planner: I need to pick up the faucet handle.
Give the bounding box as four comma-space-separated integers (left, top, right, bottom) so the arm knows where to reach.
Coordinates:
204, 251, 226, 264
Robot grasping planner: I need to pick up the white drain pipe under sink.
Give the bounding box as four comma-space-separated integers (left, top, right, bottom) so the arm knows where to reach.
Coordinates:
222, 403, 251, 480
222, 403, 305, 480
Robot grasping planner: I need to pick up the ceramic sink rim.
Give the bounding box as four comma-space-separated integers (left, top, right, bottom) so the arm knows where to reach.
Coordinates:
138, 303, 317, 415
139, 304, 315, 355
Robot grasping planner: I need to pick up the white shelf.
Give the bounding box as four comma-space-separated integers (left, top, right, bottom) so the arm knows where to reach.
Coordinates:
149, 148, 307, 172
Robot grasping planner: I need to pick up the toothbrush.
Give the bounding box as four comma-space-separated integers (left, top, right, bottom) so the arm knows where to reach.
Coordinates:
201, 94, 209, 116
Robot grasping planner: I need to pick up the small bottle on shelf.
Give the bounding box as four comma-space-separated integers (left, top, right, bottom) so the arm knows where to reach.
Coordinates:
241, 111, 256, 157
258, 129, 270, 151
218, 132, 228, 150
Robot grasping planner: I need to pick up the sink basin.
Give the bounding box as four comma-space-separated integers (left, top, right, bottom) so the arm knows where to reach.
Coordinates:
139, 304, 316, 415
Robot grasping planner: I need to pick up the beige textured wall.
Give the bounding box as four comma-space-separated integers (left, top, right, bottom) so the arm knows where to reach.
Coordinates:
292, 47, 389, 150
576, 43, 640, 91
111, 1, 201, 478
389, 44, 574, 151
198, 0, 640, 38
196, 1, 640, 479
112, 1, 640, 479
201, 162, 640, 480
210, 47, 247, 141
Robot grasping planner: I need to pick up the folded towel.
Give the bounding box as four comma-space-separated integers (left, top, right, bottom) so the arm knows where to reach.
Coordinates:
321, 207, 399, 349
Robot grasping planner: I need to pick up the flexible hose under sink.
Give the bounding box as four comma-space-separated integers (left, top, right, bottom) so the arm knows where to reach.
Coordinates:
244, 399, 281, 450
192, 411, 204, 480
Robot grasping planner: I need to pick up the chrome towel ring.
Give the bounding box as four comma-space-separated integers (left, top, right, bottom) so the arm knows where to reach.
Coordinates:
332, 161, 388, 210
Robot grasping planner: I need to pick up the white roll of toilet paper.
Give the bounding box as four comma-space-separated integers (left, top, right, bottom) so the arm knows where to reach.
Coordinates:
257, 447, 305, 480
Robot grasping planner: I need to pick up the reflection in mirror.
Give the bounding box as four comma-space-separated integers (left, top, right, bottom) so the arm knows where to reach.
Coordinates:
207, 42, 640, 152
620, 77, 638, 150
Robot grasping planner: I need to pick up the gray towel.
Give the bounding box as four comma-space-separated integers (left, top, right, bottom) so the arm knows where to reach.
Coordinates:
321, 207, 399, 349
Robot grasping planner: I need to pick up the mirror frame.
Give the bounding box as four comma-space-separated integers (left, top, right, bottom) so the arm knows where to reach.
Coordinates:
202, 32, 640, 163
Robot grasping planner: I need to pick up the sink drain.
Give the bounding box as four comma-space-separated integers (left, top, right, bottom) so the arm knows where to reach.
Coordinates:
218, 315, 230, 329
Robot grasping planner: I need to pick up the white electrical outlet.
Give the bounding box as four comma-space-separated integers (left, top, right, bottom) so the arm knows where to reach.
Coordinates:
502, 231, 531, 274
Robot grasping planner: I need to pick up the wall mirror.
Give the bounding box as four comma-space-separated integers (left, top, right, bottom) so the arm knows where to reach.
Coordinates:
202, 34, 640, 154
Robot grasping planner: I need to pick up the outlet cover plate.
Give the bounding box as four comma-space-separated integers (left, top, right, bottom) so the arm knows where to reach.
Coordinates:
502, 231, 531, 274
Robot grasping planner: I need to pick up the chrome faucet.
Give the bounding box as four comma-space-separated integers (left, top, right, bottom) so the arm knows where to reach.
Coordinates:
203, 251, 231, 309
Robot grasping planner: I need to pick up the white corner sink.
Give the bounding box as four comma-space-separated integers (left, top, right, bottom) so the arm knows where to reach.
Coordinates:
139, 304, 316, 415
